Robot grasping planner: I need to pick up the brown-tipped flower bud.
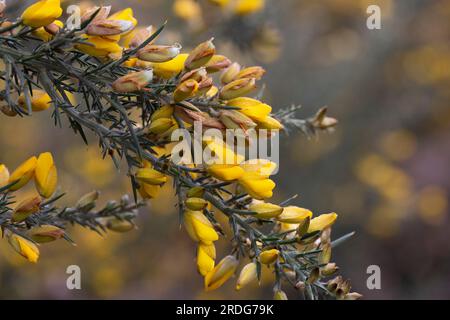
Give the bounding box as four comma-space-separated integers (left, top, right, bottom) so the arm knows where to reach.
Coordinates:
28, 225, 65, 243
12, 196, 41, 222
44, 21, 63, 35
180, 68, 207, 83
318, 243, 332, 265
127, 26, 153, 48
327, 275, 343, 293
219, 110, 256, 130
221, 62, 241, 84
112, 70, 153, 93
173, 79, 199, 102
0, 0, 6, 18
81, 6, 112, 24
219, 78, 256, 100
321, 263, 339, 276
205, 55, 232, 73
137, 44, 182, 63
87, 19, 134, 36
306, 267, 320, 284
336, 280, 351, 299
344, 292, 363, 300
197, 77, 214, 96
236, 66, 266, 81
185, 38, 216, 70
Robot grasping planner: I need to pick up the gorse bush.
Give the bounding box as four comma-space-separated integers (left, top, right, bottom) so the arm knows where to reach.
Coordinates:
0, 0, 360, 300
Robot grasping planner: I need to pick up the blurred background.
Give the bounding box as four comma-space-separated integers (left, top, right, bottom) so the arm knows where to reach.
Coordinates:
0, 0, 449, 299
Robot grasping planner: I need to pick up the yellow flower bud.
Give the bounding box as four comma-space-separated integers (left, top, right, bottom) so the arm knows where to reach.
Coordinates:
277, 206, 313, 224
32, 20, 63, 42
108, 8, 138, 28
185, 38, 216, 70
321, 262, 339, 277
18, 90, 52, 112
8, 233, 40, 263
139, 183, 160, 199
173, 79, 199, 102
205, 55, 232, 73
136, 168, 167, 185
86, 19, 134, 36
308, 213, 338, 233
227, 97, 272, 121
197, 242, 216, 276
76, 35, 123, 58
152, 53, 188, 79
35, 152, 57, 198
148, 118, 174, 134
250, 202, 283, 219
236, 66, 266, 81
204, 255, 238, 291
12, 195, 41, 222
219, 110, 256, 130
205, 86, 219, 99
256, 116, 284, 130
180, 68, 208, 83
187, 186, 205, 198
208, 164, 245, 181
21, 0, 62, 28
273, 289, 288, 300
234, 0, 265, 16
0, 164, 9, 188
221, 62, 241, 84
236, 262, 258, 290
238, 172, 275, 200
219, 78, 256, 100
8, 156, 37, 191
112, 70, 153, 93
259, 249, 279, 264
28, 225, 64, 243
184, 210, 219, 244
106, 218, 135, 233
186, 197, 208, 211
151, 105, 174, 121
137, 44, 182, 63
76, 190, 99, 209
240, 159, 277, 177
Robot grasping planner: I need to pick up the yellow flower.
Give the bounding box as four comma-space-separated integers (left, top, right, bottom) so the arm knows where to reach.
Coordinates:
8, 233, 40, 263
256, 116, 284, 130
12, 195, 41, 222
32, 20, 63, 42
208, 164, 245, 181
18, 90, 52, 112
277, 206, 313, 224
203, 138, 245, 165
108, 8, 138, 28
238, 172, 275, 200
219, 78, 256, 100
186, 197, 208, 211
234, 0, 265, 16
76, 35, 123, 58
152, 53, 188, 79
135, 167, 167, 185
197, 242, 216, 276
139, 183, 160, 199
250, 202, 283, 219
184, 210, 219, 244
185, 38, 216, 70
8, 156, 37, 191
173, 0, 202, 21
112, 70, 154, 93
28, 225, 64, 243
259, 249, 279, 264
174, 79, 199, 102
204, 255, 238, 291
236, 262, 258, 290
308, 213, 338, 233
34, 152, 57, 198
0, 164, 9, 188
227, 97, 272, 121
21, 0, 62, 28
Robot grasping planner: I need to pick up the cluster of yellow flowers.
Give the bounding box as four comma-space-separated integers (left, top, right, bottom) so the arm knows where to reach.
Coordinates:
0, 152, 62, 263
2, 0, 355, 299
